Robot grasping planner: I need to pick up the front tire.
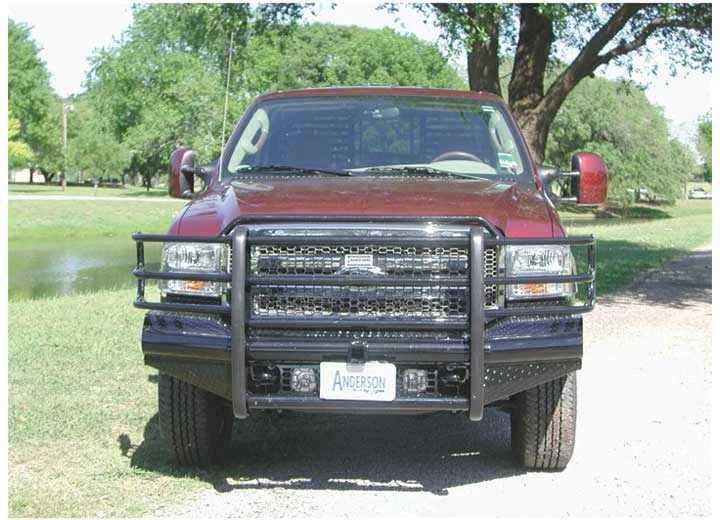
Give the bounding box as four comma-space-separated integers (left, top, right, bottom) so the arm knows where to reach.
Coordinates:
158, 372, 233, 467
511, 371, 577, 470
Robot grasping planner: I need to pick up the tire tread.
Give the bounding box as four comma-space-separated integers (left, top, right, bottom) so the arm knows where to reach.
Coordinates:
158, 372, 231, 467
511, 371, 576, 470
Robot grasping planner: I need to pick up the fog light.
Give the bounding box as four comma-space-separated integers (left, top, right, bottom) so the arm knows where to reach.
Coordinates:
402, 369, 428, 393
290, 367, 317, 393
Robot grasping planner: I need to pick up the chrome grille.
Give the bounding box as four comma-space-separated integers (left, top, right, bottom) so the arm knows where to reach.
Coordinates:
247, 225, 498, 323
250, 245, 469, 276
251, 285, 468, 318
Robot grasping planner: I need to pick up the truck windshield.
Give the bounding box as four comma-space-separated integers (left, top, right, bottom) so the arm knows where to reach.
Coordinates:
223, 95, 530, 180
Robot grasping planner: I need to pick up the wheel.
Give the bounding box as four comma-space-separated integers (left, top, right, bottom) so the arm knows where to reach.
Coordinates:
158, 372, 233, 466
511, 371, 577, 470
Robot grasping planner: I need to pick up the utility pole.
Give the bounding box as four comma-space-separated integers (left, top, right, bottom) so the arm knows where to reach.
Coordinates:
62, 102, 74, 189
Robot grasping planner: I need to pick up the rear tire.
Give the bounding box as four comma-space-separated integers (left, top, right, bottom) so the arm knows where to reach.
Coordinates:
511, 371, 577, 470
158, 372, 233, 467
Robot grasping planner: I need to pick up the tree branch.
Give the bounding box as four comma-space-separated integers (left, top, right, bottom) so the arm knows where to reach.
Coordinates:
538, 4, 644, 119
431, 3, 451, 16
596, 16, 709, 67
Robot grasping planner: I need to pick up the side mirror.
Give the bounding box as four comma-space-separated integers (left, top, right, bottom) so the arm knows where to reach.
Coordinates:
572, 152, 608, 205
168, 148, 207, 199
538, 152, 608, 206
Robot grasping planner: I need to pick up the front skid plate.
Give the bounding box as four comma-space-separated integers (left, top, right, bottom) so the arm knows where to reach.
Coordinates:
146, 356, 580, 414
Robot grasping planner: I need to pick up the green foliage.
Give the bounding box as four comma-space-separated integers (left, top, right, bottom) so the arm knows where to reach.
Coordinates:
546, 77, 694, 204
402, 4, 711, 161
88, 40, 237, 186
64, 96, 132, 182
245, 23, 465, 94
84, 4, 310, 185
85, 12, 465, 183
696, 116, 711, 182
8, 109, 34, 168
8, 19, 62, 178
401, 3, 511, 52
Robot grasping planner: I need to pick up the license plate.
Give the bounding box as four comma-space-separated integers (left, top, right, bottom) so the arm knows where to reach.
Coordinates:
319, 362, 396, 401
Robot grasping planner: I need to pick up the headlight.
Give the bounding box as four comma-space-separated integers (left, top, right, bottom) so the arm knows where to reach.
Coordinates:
160, 243, 228, 297
505, 245, 576, 300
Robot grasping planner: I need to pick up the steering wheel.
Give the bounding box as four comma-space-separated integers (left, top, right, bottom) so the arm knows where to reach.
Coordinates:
431, 150, 484, 163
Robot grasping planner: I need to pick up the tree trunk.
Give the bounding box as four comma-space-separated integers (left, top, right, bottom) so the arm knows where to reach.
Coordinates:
514, 106, 555, 164
466, 19, 500, 95
509, 5, 553, 115
508, 4, 554, 163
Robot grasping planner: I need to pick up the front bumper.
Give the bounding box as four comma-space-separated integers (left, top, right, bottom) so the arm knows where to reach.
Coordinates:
141, 310, 582, 414
134, 216, 594, 420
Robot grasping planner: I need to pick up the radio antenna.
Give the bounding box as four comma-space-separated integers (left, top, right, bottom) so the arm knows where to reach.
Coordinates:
219, 31, 234, 176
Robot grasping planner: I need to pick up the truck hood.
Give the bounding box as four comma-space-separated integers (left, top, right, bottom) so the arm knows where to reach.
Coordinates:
172, 175, 558, 237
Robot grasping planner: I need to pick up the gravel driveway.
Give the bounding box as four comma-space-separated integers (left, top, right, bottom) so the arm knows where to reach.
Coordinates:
169, 245, 712, 517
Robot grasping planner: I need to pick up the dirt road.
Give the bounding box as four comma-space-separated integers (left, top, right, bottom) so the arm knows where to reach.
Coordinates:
169, 245, 712, 517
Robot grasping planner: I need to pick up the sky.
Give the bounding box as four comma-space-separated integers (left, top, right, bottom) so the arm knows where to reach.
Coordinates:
6, 2, 713, 149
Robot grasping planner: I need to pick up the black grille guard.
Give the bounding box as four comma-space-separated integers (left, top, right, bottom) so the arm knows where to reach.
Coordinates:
132, 215, 597, 421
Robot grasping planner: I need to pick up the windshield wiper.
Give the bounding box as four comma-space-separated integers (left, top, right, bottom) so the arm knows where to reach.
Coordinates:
234, 165, 352, 177
362, 166, 481, 180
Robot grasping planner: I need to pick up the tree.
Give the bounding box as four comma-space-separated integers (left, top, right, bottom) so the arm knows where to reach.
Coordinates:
8, 110, 34, 170
546, 77, 694, 203
86, 8, 464, 186
65, 97, 131, 183
8, 19, 62, 180
88, 44, 232, 189
402, 4, 711, 162
85, 4, 309, 188
245, 23, 465, 94
696, 116, 712, 182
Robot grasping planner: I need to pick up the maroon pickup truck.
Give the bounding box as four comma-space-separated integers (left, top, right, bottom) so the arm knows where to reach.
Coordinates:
133, 87, 607, 470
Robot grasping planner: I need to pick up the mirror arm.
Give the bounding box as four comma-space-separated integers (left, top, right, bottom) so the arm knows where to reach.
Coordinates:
180, 165, 207, 178
179, 165, 208, 198
537, 164, 580, 204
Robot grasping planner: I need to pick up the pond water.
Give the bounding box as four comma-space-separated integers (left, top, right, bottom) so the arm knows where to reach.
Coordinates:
8, 238, 162, 301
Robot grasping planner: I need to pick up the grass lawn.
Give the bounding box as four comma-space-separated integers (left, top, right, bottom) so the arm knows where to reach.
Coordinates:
8, 199, 187, 241
8, 290, 209, 517
8, 182, 171, 198
560, 199, 712, 294
6, 197, 712, 517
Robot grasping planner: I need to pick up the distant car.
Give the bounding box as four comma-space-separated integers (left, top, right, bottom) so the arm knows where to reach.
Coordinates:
688, 187, 712, 199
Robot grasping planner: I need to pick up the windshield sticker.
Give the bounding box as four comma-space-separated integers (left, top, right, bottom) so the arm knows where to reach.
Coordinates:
481, 106, 495, 113
497, 152, 518, 170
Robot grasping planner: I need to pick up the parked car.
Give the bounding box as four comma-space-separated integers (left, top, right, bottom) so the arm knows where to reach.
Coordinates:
132, 87, 608, 470
688, 187, 712, 199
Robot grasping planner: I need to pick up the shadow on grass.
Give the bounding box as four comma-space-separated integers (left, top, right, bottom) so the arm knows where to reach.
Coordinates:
561, 204, 672, 226
125, 408, 523, 496
598, 246, 711, 308
119, 190, 172, 198
7, 187, 60, 194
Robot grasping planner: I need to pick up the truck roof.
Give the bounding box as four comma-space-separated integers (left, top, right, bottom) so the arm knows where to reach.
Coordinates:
256, 86, 505, 104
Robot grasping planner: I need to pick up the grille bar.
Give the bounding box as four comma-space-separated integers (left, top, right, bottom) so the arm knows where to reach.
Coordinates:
248, 275, 469, 286
248, 316, 468, 331
248, 235, 470, 247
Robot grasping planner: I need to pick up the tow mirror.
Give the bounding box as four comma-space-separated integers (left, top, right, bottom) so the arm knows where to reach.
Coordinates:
168, 148, 207, 199
538, 152, 608, 206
